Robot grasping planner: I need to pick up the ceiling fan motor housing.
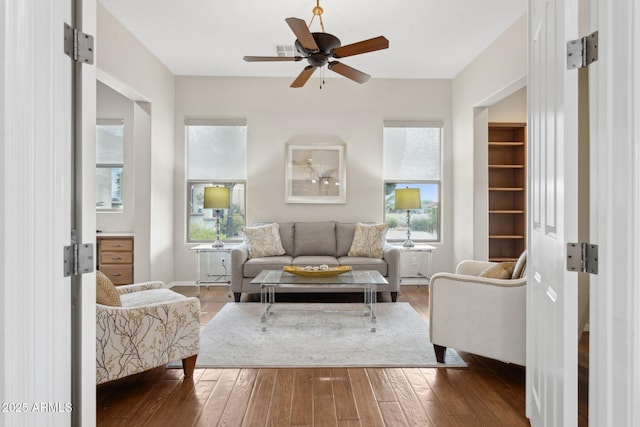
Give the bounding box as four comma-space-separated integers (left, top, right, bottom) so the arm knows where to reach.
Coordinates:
295, 32, 341, 67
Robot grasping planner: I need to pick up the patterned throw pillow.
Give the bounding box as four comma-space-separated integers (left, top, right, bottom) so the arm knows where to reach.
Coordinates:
479, 262, 516, 279
512, 250, 527, 279
348, 223, 389, 259
243, 223, 286, 259
96, 270, 122, 306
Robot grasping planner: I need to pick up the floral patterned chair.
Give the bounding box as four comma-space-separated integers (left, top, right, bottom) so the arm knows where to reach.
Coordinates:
96, 271, 200, 384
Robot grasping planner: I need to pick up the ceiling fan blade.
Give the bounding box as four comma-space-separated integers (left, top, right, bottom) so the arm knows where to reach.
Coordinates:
290, 65, 317, 88
243, 56, 303, 62
285, 17, 319, 52
328, 61, 371, 84
332, 36, 389, 58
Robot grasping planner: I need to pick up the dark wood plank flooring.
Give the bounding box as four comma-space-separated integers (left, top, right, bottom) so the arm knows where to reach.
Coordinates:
97, 285, 589, 426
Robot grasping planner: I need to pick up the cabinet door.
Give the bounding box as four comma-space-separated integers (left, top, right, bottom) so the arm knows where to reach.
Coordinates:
400, 251, 429, 278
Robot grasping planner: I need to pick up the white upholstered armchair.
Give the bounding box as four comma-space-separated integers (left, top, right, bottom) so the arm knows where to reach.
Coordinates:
429, 257, 526, 366
96, 278, 200, 384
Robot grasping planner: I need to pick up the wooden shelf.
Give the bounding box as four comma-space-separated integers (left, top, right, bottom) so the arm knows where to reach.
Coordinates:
489, 187, 525, 191
488, 123, 526, 261
489, 142, 525, 146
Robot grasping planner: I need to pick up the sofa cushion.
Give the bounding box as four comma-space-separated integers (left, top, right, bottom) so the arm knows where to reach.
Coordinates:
243, 223, 286, 258
336, 222, 356, 257
243, 256, 294, 278
292, 256, 340, 267
96, 270, 122, 307
277, 222, 295, 256
119, 288, 187, 308
479, 261, 516, 279
293, 221, 336, 257
348, 223, 389, 259
339, 256, 388, 276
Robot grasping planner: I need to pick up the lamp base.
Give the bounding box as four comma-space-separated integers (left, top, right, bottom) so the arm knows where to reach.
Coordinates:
211, 239, 225, 248
402, 239, 415, 248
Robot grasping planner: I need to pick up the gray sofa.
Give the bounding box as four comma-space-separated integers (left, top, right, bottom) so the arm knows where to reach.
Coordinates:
230, 221, 401, 302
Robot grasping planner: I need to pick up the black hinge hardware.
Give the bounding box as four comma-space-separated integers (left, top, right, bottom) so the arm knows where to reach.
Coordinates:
64, 23, 94, 64
566, 242, 598, 274
63, 244, 94, 277
567, 31, 598, 70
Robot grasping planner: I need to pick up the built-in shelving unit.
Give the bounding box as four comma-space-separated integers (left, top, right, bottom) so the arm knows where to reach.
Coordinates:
488, 123, 526, 261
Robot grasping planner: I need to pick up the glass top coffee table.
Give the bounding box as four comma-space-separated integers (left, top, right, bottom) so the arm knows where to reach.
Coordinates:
251, 270, 389, 332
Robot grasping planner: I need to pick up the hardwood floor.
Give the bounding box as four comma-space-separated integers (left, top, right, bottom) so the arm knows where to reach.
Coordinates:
97, 285, 587, 426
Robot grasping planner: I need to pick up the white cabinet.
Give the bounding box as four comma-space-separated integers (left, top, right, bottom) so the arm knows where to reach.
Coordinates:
396, 244, 436, 285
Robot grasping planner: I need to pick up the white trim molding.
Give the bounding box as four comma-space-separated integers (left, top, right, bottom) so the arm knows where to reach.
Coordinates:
589, 0, 640, 425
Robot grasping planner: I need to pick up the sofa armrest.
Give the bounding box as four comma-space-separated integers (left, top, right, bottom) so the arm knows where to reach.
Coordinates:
231, 243, 249, 293
116, 281, 164, 295
382, 244, 401, 291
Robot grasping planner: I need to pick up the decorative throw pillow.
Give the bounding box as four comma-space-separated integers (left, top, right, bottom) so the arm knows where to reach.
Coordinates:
96, 270, 122, 306
243, 223, 286, 258
479, 261, 516, 279
512, 250, 527, 279
348, 223, 389, 259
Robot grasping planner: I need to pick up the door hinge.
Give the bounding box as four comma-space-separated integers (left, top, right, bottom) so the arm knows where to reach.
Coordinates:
64, 244, 95, 277
567, 31, 598, 70
64, 23, 94, 64
566, 242, 598, 274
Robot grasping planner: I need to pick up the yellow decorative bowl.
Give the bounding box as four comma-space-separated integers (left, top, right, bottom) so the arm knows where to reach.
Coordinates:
283, 265, 352, 277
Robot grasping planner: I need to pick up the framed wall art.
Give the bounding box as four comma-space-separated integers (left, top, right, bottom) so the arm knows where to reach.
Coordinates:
285, 142, 346, 204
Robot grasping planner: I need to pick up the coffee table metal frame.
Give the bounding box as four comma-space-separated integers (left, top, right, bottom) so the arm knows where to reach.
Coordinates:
251, 270, 389, 332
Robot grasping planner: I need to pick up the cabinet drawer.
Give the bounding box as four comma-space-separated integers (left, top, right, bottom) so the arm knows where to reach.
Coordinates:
99, 265, 133, 285
99, 239, 133, 252
100, 252, 133, 265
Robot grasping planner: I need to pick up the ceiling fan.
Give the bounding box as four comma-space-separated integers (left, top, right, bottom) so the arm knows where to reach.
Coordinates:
243, 0, 389, 88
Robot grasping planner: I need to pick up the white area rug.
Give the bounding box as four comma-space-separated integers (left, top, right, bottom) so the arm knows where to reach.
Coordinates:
174, 302, 466, 368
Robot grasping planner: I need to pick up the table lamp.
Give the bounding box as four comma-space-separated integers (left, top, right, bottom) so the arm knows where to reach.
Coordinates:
204, 186, 230, 248
395, 187, 421, 247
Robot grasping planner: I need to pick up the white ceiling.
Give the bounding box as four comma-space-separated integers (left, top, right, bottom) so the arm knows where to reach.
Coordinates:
99, 0, 526, 80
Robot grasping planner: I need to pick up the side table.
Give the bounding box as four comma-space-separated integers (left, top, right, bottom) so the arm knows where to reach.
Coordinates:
395, 244, 437, 286
190, 244, 239, 296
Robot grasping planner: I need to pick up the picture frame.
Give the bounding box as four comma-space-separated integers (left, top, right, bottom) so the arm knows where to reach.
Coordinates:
285, 142, 346, 204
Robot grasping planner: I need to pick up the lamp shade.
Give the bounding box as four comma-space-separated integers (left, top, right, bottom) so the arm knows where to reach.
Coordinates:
203, 186, 230, 209
395, 188, 421, 210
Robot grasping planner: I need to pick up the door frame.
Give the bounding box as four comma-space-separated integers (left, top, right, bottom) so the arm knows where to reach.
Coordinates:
588, 0, 640, 425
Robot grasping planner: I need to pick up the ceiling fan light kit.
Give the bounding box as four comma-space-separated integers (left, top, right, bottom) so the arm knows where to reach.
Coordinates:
243, 0, 389, 88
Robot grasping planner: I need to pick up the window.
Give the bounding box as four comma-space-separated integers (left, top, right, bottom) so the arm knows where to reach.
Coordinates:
96, 119, 124, 210
186, 120, 247, 242
383, 122, 442, 242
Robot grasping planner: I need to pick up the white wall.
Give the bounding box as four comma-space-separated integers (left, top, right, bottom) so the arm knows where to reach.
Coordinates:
489, 87, 527, 122
173, 77, 454, 282
452, 13, 528, 265
97, 4, 175, 283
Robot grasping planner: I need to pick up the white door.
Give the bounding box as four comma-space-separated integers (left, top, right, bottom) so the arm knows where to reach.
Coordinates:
589, 0, 640, 425
526, 0, 580, 425
74, 0, 98, 425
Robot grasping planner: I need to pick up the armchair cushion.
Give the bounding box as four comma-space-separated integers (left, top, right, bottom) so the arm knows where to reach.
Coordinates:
243, 223, 286, 258
96, 270, 121, 307
348, 223, 388, 258
479, 261, 516, 279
